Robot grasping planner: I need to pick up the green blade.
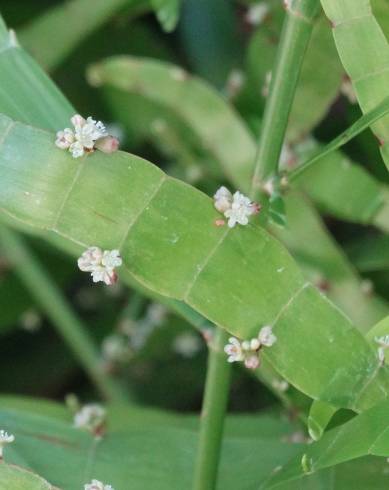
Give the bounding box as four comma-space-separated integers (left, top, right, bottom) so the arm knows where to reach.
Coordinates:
289, 95, 389, 181
1, 405, 302, 489
18, 0, 148, 71
261, 397, 389, 488
1, 114, 389, 412
321, 0, 389, 172
0, 16, 73, 130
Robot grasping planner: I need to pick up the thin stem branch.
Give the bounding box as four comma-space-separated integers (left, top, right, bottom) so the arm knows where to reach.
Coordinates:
0, 226, 128, 403
250, 0, 320, 199
193, 326, 231, 490
288, 94, 389, 183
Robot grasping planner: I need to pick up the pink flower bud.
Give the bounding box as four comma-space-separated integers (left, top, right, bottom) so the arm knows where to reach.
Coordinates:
95, 136, 120, 154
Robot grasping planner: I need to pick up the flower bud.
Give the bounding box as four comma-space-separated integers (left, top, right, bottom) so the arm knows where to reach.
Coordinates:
95, 136, 120, 154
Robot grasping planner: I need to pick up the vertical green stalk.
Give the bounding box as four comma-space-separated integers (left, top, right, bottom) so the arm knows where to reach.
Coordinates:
0, 226, 128, 403
193, 327, 231, 490
250, 0, 320, 199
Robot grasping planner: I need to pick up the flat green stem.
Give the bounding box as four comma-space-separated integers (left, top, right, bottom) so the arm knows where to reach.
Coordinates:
193, 326, 231, 490
0, 226, 128, 403
250, 0, 320, 198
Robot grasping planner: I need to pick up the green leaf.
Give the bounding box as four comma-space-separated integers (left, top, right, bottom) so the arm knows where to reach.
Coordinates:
294, 146, 388, 229
0, 16, 74, 130
272, 192, 389, 331
321, 0, 389, 172
1, 405, 303, 489
266, 456, 389, 489
18, 0, 148, 71
151, 0, 182, 32
0, 464, 56, 490
1, 114, 389, 413
261, 397, 389, 489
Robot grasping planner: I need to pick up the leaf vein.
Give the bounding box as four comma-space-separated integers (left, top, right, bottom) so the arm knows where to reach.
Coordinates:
118, 174, 167, 250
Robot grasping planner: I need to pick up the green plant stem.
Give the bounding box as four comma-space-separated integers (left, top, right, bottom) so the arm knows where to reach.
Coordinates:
250, 0, 320, 199
0, 225, 128, 403
193, 326, 231, 490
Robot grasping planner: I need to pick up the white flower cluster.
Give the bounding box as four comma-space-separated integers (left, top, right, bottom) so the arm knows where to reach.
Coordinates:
0, 430, 14, 458
74, 404, 106, 434
224, 326, 277, 369
214, 186, 260, 228
84, 479, 114, 490
55, 114, 108, 158
78, 247, 122, 286
375, 335, 389, 365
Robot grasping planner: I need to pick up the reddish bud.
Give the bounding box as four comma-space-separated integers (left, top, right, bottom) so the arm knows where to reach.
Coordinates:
95, 136, 120, 154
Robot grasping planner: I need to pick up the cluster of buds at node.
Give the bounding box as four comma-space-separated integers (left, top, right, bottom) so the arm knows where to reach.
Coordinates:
78, 247, 122, 286
213, 186, 260, 228
55, 114, 119, 158
375, 335, 389, 365
74, 403, 106, 436
0, 430, 14, 458
224, 326, 277, 369
84, 480, 114, 490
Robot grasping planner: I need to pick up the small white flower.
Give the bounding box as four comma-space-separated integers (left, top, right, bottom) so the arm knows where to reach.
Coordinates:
224, 337, 244, 363
214, 187, 260, 228
214, 186, 233, 213
69, 140, 85, 158
74, 116, 107, 149
78, 247, 122, 286
55, 128, 75, 149
84, 479, 114, 490
0, 430, 15, 458
224, 191, 259, 228
258, 325, 277, 347
173, 332, 202, 358
74, 404, 106, 433
246, 2, 269, 26
56, 114, 108, 159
